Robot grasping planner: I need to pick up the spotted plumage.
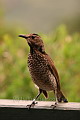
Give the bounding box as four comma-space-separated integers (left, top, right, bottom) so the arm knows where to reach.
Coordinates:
28, 51, 57, 91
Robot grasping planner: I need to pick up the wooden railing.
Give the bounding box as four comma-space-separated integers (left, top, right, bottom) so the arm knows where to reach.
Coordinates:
0, 99, 80, 120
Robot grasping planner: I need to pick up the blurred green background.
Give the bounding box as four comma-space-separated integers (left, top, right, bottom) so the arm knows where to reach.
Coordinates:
0, 0, 80, 102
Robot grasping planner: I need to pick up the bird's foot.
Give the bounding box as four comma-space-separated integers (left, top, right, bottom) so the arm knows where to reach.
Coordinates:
50, 102, 58, 109
26, 99, 38, 109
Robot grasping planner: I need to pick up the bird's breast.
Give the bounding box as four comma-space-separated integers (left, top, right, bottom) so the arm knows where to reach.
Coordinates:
28, 53, 48, 76
28, 53, 57, 91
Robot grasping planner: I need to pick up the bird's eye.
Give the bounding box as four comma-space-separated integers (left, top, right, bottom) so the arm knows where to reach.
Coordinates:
32, 36, 35, 39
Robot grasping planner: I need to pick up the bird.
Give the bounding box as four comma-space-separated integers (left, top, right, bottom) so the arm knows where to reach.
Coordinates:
19, 33, 68, 108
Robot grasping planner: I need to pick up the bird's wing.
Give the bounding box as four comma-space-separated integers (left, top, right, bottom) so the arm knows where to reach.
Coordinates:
45, 54, 61, 90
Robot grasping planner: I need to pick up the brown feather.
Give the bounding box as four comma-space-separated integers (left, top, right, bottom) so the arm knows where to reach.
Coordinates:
44, 54, 61, 91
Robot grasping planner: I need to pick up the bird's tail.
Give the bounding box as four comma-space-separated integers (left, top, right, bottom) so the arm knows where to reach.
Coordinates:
57, 90, 68, 103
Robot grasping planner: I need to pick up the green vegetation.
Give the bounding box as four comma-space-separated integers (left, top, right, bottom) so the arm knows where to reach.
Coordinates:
0, 24, 80, 102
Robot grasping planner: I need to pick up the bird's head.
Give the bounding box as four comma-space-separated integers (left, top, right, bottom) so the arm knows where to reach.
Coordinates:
19, 33, 45, 53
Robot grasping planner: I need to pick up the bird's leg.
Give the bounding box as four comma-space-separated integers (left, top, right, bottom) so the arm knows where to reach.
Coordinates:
31, 89, 42, 104
51, 90, 58, 109
55, 91, 58, 105
27, 89, 42, 109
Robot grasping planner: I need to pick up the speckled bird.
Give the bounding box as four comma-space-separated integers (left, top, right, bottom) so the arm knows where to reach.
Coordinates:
19, 33, 68, 107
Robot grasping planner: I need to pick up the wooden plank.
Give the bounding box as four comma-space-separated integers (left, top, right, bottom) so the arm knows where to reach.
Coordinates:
0, 99, 80, 120
0, 99, 80, 110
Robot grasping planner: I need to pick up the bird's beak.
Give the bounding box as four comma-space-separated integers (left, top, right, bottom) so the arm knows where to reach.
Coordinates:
18, 34, 28, 39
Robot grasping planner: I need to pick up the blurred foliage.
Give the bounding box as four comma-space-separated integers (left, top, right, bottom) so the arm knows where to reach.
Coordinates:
0, 20, 80, 101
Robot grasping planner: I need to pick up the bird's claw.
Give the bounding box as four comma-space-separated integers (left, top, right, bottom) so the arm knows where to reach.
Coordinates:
26, 101, 38, 109
50, 102, 58, 109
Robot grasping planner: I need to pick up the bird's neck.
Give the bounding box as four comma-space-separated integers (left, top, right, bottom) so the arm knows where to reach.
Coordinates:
30, 46, 34, 54
30, 46, 46, 55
